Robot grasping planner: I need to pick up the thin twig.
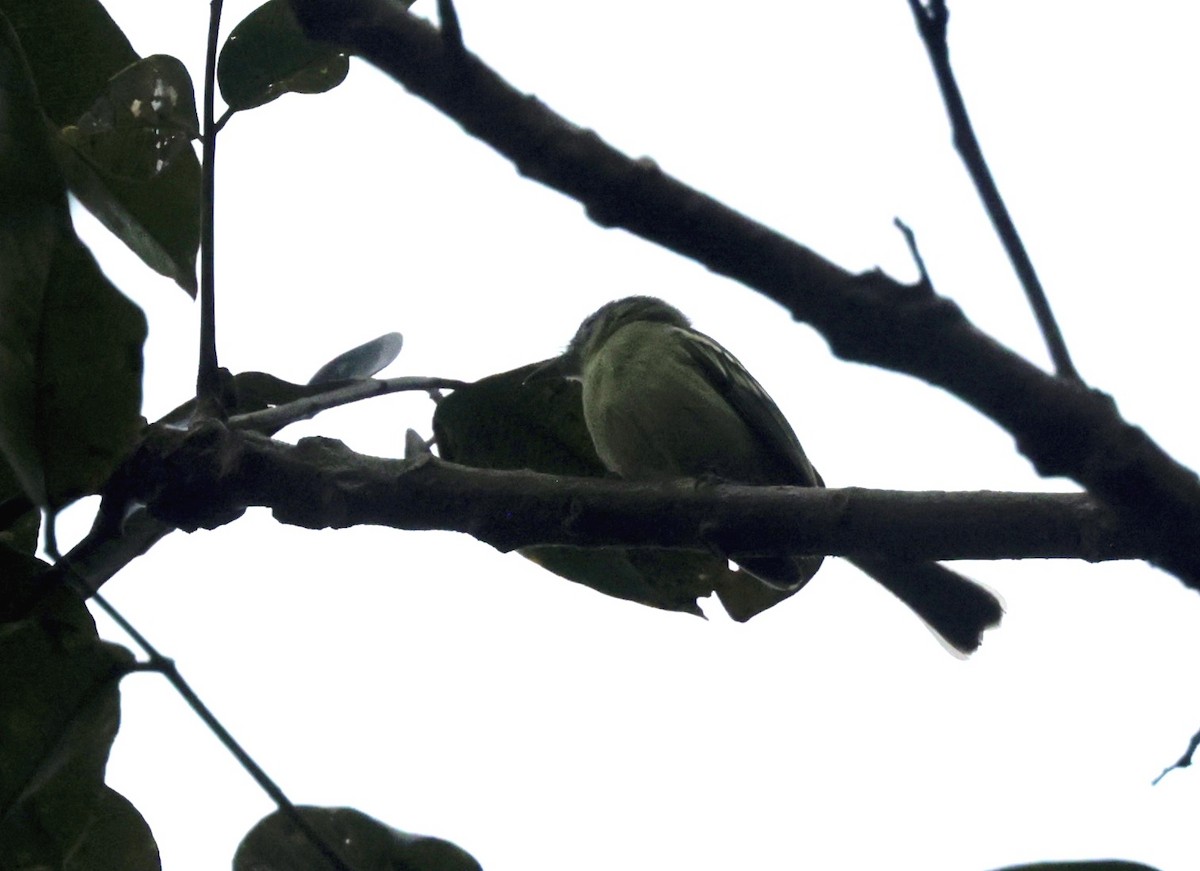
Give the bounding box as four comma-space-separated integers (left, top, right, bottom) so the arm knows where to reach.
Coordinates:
404, 428, 434, 458
212, 106, 236, 135
905, 0, 1080, 382
436, 0, 464, 56
81, 588, 354, 871
893, 217, 930, 286
1153, 728, 1200, 785
228, 376, 469, 434
43, 509, 61, 562
196, 0, 224, 408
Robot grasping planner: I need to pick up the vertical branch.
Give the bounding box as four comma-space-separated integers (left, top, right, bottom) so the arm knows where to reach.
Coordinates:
196, 0, 224, 409
906, 0, 1081, 383
436, 0, 464, 54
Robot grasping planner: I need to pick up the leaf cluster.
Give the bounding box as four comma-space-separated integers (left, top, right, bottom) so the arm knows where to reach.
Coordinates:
0, 0, 468, 866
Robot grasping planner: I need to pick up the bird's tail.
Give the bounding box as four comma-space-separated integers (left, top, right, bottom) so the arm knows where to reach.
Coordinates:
847, 556, 1003, 656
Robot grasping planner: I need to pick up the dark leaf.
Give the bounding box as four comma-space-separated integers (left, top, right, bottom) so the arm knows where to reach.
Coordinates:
55, 54, 201, 296
0, 17, 148, 508
234, 370, 331, 409
0, 505, 39, 558
161, 371, 349, 431
432, 362, 603, 478
56, 135, 201, 295
67, 786, 161, 871
522, 545, 708, 618
234, 806, 480, 871
1, 3, 199, 293
63, 54, 200, 180
0, 537, 47, 623
0, 589, 135, 869
0, 453, 39, 556
0, 11, 70, 506
218, 0, 350, 111
404, 427, 432, 458
308, 332, 403, 384
0, 0, 137, 126
38, 239, 148, 507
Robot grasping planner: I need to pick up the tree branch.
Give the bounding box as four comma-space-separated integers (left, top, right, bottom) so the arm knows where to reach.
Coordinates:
227, 375, 469, 434
85, 592, 354, 871
286, 0, 1200, 588
57, 375, 468, 595
196, 0, 225, 409
905, 0, 1079, 381
109, 421, 1137, 562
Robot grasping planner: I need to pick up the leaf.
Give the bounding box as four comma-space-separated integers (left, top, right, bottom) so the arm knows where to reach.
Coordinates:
218, 0, 350, 112
521, 545, 710, 618
0, 589, 136, 869
0, 506, 39, 560
308, 332, 403, 384
433, 363, 789, 619
234, 806, 481, 871
2, 2, 198, 293
63, 55, 200, 180
0, 11, 73, 507
38, 238, 148, 507
0, 536, 47, 623
55, 55, 201, 296
56, 136, 201, 295
67, 786, 161, 871
160, 371, 354, 431
0, 18, 148, 508
0, 0, 137, 127
0, 451, 38, 556
432, 362, 603, 478
0, 413, 42, 586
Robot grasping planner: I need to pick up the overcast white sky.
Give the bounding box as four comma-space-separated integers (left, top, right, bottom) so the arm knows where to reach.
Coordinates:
60, 2, 1200, 869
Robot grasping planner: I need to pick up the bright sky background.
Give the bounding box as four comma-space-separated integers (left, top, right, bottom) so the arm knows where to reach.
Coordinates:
57, 2, 1200, 869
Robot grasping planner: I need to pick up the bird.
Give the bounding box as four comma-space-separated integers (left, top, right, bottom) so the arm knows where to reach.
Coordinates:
537, 295, 1002, 653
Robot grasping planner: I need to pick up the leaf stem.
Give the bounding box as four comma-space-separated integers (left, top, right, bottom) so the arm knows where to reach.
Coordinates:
83, 586, 354, 871
228, 375, 470, 434
213, 106, 236, 135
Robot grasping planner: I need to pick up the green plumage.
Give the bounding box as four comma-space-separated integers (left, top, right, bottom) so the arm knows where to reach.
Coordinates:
549, 295, 1003, 654
563, 296, 822, 590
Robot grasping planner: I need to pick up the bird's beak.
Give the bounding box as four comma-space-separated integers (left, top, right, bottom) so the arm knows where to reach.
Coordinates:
523, 355, 576, 385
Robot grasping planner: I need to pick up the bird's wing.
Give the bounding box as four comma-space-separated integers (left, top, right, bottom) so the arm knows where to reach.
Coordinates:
675, 326, 823, 488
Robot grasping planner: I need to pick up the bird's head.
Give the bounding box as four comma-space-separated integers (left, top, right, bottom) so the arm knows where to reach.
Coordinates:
564, 296, 690, 372
526, 296, 690, 382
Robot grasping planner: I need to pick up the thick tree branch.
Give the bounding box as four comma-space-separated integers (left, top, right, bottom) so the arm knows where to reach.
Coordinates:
286, 0, 1200, 588
59, 376, 466, 594
105, 422, 1137, 563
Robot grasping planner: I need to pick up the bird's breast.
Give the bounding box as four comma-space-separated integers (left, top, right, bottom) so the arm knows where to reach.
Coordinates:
581, 324, 771, 481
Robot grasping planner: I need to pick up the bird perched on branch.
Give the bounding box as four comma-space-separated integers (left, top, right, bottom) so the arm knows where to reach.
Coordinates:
535, 295, 1002, 654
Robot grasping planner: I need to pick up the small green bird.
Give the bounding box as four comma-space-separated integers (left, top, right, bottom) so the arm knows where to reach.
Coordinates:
542, 295, 1002, 653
